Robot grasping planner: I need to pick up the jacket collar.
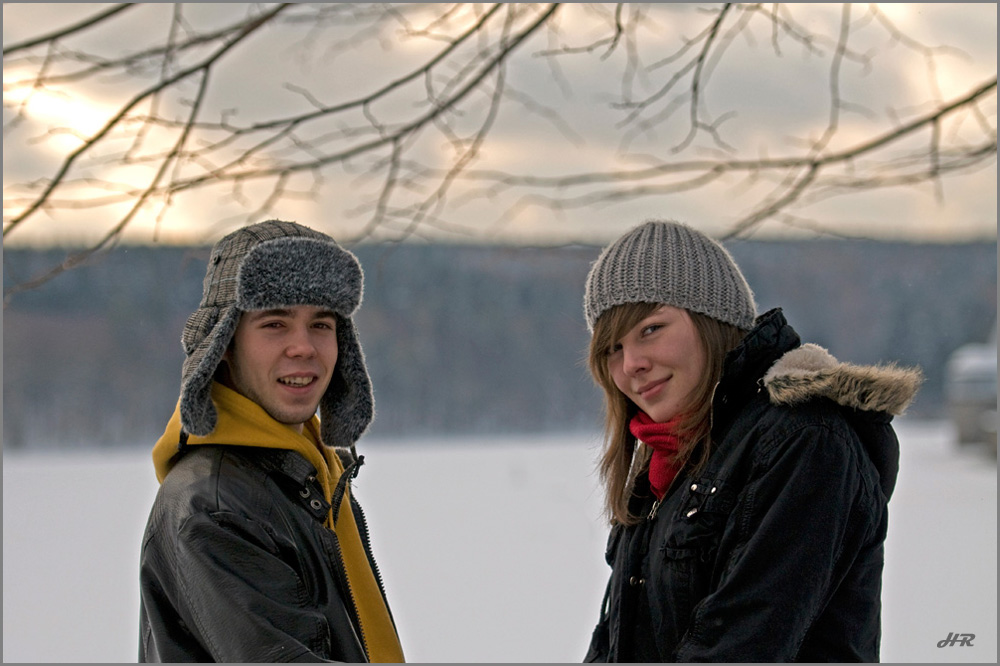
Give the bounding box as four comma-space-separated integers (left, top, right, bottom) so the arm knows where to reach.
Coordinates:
712, 308, 799, 430
713, 307, 922, 428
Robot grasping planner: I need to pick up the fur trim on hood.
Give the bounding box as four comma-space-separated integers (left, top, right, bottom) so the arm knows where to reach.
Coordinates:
763, 343, 923, 416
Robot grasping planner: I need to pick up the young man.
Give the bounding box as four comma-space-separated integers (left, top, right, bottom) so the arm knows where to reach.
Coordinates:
139, 220, 404, 662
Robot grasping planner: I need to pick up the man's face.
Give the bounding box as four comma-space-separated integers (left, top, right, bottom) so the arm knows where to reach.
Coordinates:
224, 305, 339, 432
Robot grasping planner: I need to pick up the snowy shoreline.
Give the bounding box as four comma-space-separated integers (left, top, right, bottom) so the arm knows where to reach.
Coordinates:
4, 420, 996, 663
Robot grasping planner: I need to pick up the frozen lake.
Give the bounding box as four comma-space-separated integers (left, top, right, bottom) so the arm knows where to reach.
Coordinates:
3, 420, 996, 663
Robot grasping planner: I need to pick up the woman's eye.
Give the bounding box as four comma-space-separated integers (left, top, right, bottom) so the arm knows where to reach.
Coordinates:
641, 324, 662, 336
606, 343, 622, 356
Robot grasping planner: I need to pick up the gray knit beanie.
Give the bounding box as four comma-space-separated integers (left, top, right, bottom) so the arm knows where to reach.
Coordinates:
179, 219, 373, 449
584, 220, 757, 332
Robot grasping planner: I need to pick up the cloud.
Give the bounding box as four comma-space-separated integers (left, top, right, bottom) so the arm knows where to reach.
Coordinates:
3, 3, 995, 246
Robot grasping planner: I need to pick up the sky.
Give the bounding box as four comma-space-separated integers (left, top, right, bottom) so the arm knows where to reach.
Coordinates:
2, 3, 997, 247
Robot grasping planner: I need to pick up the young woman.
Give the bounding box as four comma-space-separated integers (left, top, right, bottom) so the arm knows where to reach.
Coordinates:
582, 220, 922, 662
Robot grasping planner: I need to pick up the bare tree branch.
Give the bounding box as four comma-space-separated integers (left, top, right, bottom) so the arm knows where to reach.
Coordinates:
3, 3, 995, 305
158, 5, 561, 196
2, 3, 138, 56
4, 3, 294, 238
4, 60, 213, 303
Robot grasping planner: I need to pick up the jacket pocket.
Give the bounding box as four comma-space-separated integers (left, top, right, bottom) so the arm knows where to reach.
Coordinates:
647, 475, 737, 653
665, 475, 735, 551
646, 545, 706, 658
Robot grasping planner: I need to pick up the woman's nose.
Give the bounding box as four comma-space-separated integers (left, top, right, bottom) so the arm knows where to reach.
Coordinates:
621, 344, 648, 375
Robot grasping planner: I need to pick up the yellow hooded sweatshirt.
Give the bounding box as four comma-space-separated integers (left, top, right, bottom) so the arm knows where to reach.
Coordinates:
153, 382, 404, 663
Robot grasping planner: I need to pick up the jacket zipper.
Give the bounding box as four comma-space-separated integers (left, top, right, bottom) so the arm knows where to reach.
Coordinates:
648, 498, 662, 521
326, 456, 372, 661
324, 528, 370, 661
352, 498, 392, 612
334, 455, 392, 614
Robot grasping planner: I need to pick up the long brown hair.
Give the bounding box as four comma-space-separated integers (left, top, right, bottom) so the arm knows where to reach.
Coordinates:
587, 302, 746, 525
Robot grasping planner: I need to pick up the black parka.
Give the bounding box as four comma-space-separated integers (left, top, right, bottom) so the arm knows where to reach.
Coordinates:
585, 308, 921, 663
139, 445, 393, 662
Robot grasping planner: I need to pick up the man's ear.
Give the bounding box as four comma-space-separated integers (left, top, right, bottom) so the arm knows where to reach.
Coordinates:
215, 343, 234, 386
221, 335, 237, 363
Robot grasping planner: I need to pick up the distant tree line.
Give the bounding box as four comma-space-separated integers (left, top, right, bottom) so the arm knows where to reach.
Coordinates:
3, 240, 996, 450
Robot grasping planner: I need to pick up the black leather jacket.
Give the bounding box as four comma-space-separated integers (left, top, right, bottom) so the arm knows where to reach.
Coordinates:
585, 309, 920, 662
139, 445, 394, 662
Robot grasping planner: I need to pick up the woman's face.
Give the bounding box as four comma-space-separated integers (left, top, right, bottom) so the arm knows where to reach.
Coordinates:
606, 304, 707, 423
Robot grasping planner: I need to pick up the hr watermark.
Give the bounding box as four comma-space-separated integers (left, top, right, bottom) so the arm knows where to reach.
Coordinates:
937, 632, 975, 648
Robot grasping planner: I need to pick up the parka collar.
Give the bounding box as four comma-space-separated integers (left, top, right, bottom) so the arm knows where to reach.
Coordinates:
722, 308, 800, 391
712, 307, 922, 429
712, 308, 799, 432
711, 308, 922, 501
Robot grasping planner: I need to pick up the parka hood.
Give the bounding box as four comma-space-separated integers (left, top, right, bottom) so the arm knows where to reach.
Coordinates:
764, 343, 924, 416
716, 308, 921, 501
761, 339, 923, 502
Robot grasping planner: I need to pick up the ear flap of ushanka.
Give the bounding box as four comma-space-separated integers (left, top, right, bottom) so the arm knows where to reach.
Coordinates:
321, 317, 374, 449
179, 305, 242, 437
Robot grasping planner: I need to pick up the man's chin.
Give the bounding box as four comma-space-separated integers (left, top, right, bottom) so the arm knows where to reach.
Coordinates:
267, 405, 322, 431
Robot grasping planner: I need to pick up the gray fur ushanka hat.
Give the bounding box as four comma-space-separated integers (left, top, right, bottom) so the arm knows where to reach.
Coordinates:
180, 219, 372, 448
584, 219, 757, 332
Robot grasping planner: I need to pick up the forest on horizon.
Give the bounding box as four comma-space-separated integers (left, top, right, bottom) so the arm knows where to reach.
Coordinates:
3, 238, 996, 450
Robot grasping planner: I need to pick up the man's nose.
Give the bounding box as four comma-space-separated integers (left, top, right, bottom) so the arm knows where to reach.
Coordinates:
285, 326, 318, 358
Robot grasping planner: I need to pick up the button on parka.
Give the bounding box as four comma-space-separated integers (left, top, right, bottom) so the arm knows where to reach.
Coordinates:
585, 308, 922, 662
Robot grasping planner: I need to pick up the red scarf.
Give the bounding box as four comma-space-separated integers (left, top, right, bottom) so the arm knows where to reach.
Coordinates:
629, 411, 684, 501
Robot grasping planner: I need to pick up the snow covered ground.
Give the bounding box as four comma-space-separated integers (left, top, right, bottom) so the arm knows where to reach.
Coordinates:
3, 420, 996, 663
